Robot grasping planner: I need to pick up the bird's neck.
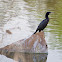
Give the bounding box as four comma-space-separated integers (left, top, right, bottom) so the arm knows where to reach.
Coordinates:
45, 14, 49, 19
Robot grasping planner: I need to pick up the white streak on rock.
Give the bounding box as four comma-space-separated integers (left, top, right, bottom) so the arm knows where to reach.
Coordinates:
33, 39, 38, 51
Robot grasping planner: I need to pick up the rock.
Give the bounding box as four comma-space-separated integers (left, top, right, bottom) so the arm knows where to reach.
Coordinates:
0, 31, 48, 53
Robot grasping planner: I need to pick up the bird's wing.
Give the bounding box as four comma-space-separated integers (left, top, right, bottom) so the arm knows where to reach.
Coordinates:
37, 19, 48, 29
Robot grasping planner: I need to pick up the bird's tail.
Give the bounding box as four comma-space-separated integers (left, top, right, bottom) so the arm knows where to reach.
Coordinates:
33, 30, 38, 34
33, 31, 36, 34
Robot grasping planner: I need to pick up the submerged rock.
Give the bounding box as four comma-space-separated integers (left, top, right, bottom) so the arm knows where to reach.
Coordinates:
0, 31, 48, 53
6, 30, 12, 34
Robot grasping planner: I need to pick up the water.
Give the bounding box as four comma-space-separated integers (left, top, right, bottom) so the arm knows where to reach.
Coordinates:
0, 0, 62, 62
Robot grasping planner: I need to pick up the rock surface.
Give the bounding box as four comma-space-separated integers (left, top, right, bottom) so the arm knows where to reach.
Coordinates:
0, 31, 48, 53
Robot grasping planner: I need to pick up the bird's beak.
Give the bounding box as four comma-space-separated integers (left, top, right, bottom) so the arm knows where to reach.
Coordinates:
51, 12, 54, 13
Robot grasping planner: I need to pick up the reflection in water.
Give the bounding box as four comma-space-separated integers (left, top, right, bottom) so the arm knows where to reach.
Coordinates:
0, 51, 47, 62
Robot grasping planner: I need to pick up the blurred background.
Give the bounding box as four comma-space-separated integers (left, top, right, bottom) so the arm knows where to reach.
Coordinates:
0, 0, 62, 62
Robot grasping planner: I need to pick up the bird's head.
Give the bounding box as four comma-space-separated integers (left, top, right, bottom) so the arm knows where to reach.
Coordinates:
45, 12, 51, 18
46, 12, 51, 15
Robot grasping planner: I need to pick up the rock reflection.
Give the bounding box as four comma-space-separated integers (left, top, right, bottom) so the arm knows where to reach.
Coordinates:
0, 52, 47, 62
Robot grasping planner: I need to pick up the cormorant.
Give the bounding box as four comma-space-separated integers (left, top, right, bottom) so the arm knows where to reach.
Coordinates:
34, 12, 51, 34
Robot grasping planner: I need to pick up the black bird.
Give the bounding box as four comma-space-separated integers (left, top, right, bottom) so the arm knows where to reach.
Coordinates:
34, 12, 51, 34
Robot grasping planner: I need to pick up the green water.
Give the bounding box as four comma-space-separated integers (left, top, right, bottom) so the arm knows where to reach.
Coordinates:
0, 0, 62, 62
